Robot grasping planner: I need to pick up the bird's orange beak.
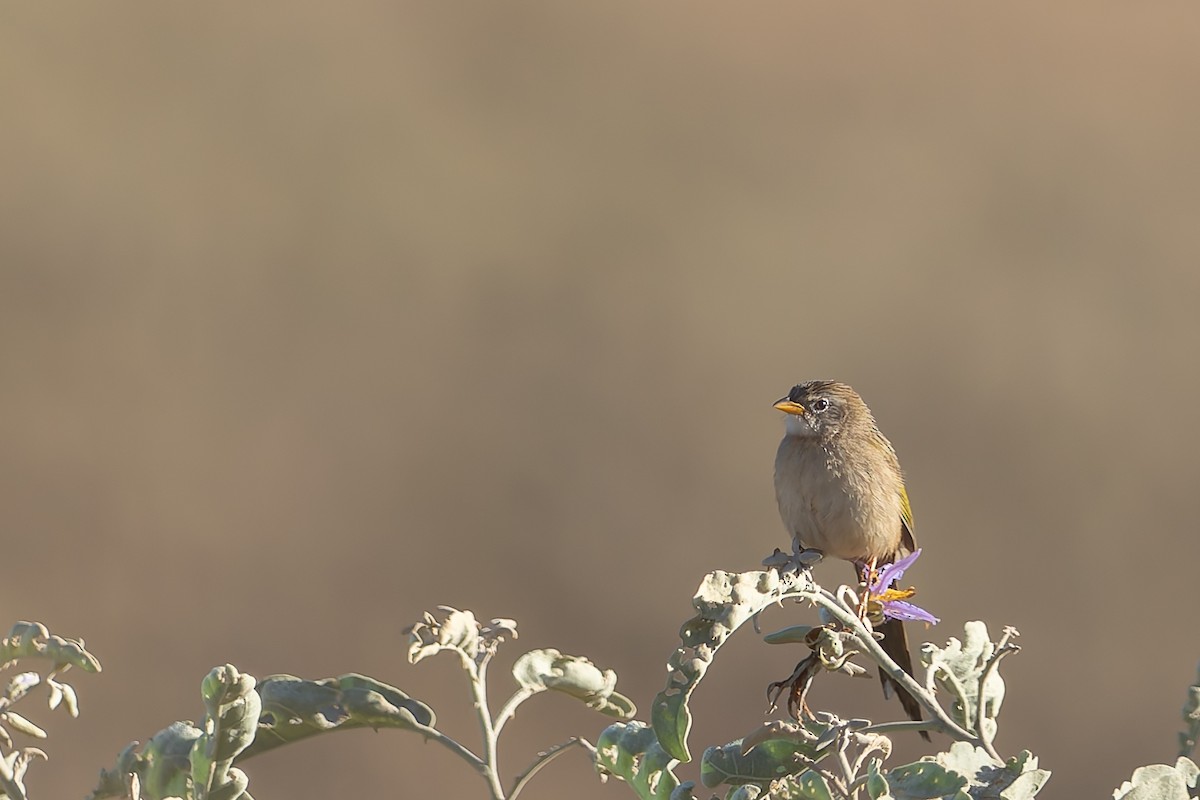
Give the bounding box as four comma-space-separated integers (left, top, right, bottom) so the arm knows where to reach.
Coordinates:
773, 399, 806, 415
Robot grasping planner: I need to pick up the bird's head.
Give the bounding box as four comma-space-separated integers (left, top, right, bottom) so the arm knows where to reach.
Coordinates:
773, 380, 871, 441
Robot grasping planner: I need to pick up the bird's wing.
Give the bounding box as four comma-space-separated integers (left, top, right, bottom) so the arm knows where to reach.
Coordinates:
872, 426, 917, 554
898, 483, 917, 554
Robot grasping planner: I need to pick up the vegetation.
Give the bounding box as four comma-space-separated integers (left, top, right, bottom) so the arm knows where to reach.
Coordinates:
3, 563, 1198, 799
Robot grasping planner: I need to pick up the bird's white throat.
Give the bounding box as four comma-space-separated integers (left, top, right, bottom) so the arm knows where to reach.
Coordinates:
783, 414, 814, 438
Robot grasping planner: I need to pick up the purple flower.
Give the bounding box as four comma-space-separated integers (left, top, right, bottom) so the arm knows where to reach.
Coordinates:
867, 549, 939, 625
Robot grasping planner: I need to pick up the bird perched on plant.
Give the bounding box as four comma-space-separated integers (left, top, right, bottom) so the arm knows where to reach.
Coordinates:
773, 380, 927, 733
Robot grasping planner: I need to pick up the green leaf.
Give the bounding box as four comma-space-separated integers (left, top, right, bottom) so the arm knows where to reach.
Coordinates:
4, 673, 39, 703
91, 668, 437, 800
0, 621, 102, 674
191, 664, 262, 800
920, 622, 1006, 738
1113, 758, 1199, 800
885, 743, 1049, 800
1175, 756, 1200, 789
998, 751, 1051, 800
935, 741, 999, 782
700, 737, 818, 789
87, 742, 139, 800
45, 681, 62, 712
200, 665, 261, 761
512, 649, 636, 719
405, 607, 516, 666
238, 672, 436, 760
406, 606, 483, 663
140, 721, 204, 800
652, 568, 814, 762
206, 767, 249, 800
1001, 767, 1051, 800
887, 761, 968, 799
595, 720, 684, 800
763, 625, 818, 645
1, 712, 47, 740
867, 758, 893, 799
0, 746, 48, 800
88, 667, 263, 800
769, 769, 836, 800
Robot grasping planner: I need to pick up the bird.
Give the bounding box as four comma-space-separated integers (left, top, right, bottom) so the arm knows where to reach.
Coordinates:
772, 380, 926, 734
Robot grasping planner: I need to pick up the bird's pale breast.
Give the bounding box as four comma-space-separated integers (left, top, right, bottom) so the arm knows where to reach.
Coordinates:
773, 434, 904, 562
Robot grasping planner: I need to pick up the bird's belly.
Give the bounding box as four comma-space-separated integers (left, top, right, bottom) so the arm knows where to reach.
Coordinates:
774, 442, 900, 562
806, 513, 893, 561
779, 493, 888, 560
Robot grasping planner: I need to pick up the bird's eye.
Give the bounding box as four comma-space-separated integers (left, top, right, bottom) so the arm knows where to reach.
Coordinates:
812, 398, 829, 412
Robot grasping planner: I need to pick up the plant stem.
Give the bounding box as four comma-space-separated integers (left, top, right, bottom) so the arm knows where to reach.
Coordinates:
862, 719, 941, 737
493, 687, 535, 738
928, 662, 971, 728
460, 654, 506, 800
799, 586, 977, 742
835, 740, 857, 794
508, 738, 590, 800
412, 723, 488, 774
973, 630, 1019, 762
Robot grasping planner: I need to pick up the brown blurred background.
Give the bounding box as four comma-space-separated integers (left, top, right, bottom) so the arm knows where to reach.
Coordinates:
3, 3, 1199, 798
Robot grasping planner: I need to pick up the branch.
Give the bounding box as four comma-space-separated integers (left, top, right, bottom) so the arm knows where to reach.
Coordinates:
508, 737, 592, 800
492, 687, 536, 738
459, 653, 506, 800
799, 585, 977, 742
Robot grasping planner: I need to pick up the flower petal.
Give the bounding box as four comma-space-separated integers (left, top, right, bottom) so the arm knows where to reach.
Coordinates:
873, 549, 923, 591
881, 598, 939, 625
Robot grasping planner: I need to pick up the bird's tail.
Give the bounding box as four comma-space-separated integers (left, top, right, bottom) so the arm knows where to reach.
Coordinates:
876, 616, 931, 742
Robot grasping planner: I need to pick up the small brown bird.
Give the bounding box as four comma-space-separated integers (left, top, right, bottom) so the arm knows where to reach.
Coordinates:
773, 380, 926, 731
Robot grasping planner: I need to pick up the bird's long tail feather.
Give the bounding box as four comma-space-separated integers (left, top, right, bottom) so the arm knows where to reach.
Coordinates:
876, 615, 931, 742
853, 559, 930, 741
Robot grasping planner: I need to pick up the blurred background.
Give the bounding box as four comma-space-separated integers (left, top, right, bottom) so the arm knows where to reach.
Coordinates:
3, 2, 1199, 798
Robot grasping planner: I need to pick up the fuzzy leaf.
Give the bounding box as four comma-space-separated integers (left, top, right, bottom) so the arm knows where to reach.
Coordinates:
0, 621, 101, 674
886, 743, 1049, 800
700, 737, 819, 789
653, 568, 814, 762
0, 746, 47, 800
1113, 758, 1199, 800
405, 607, 484, 664
140, 721, 204, 800
194, 663, 262, 800
769, 769, 836, 800
763, 625, 818, 645
595, 720, 684, 800
867, 758, 893, 799
998, 751, 1051, 800
2, 712, 47, 740
512, 649, 636, 718
56, 681, 80, 717
887, 761, 968, 799
238, 672, 436, 760
920, 622, 1007, 739
4, 673, 39, 703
